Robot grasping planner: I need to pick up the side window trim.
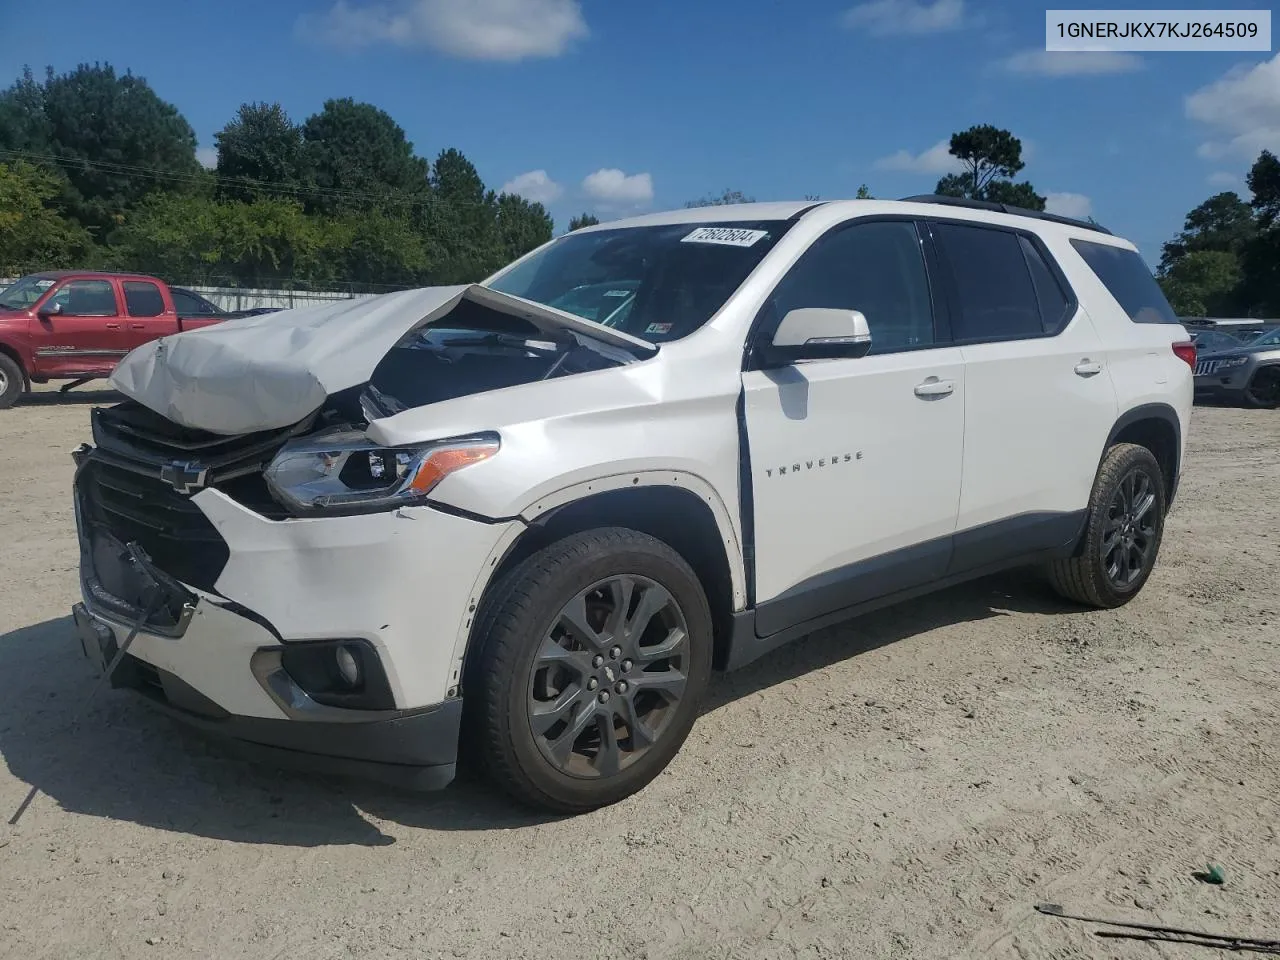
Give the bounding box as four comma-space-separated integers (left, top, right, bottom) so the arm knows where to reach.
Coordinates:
743, 214, 950, 371
926, 217, 1080, 345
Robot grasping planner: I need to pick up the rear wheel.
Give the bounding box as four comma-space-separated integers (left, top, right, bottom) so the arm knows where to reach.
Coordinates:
1048, 442, 1167, 609
0, 353, 24, 410
467, 527, 713, 813
1243, 367, 1280, 409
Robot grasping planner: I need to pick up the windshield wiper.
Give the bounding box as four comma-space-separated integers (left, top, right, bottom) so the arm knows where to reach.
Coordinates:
439, 332, 566, 352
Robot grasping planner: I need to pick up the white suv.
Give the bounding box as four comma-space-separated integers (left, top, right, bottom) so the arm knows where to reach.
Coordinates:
70, 196, 1195, 812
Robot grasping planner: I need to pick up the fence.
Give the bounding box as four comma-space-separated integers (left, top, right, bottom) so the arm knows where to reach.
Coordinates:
0, 277, 397, 312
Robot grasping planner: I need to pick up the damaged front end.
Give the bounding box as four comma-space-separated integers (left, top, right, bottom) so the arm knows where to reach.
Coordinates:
74, 284, 654, 630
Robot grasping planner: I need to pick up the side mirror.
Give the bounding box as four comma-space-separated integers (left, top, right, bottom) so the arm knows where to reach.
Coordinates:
38, 301, 63, 319
759, 308, 872, 367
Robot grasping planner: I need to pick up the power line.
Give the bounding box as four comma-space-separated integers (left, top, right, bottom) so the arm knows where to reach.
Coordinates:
0, 148, 522, 212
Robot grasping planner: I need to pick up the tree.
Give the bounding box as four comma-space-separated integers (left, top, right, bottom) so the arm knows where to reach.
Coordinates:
426, 147, 503, 283
934, 125, 1043, 209
495, 193, 553, 263
1241, 150, 1280, 314
567, 213, 599, 231
0, 160, 93, 273
1158, 250, 1242, 317
1158, 191, 1255, 272
685, 188, 754, 207
301, 98, 430, 216
855, 185, 872, 199
215, 102, 308, 204
0, 63, 199, 234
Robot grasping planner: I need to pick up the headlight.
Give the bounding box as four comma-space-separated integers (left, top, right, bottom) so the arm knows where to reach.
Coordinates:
264, 427, 499, 515
1218, 355, 1249, 369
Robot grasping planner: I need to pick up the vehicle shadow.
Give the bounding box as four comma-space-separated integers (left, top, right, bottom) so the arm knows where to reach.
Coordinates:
0, 571, 1080, 845
17, 388, 121, 407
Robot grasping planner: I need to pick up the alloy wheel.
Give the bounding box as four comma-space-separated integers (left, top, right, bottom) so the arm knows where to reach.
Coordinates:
527, 575, 689, 779
1101, 467, 1158, 589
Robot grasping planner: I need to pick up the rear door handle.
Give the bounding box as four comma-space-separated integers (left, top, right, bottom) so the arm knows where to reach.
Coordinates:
1074, 359, 1103, 377
130, 323, 145, 330
914, 377, 955, 398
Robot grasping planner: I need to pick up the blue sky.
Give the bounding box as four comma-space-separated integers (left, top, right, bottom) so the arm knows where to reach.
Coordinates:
3, 0, 1277, 264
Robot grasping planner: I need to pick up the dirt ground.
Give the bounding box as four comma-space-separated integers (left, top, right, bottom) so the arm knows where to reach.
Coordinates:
1, 388, 1277, 960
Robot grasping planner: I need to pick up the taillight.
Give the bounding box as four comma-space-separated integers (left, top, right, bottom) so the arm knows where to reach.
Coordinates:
1172, 341, 1196, 369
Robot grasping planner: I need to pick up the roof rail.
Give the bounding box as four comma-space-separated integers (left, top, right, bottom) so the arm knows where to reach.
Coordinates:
899, 194, 1113, 236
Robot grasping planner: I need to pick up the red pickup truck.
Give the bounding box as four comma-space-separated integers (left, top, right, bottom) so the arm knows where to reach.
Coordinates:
0, 271, 230, 409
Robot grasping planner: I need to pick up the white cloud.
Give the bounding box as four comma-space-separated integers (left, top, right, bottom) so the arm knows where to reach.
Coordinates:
842, 0, 964, 36
1002, 49, 1143, 76
499, 169, 562, 204
1186, 53, 1280, 160
873, 139, 963, 175
1044, 192, 1092, 219
1207, 171, 1241, 187
581, 168, 653, 209
296, 0, 588, 61
196, 146, 217, 169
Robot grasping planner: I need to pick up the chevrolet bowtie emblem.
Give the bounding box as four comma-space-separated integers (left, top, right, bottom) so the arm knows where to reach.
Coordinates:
160, 461, 208, 495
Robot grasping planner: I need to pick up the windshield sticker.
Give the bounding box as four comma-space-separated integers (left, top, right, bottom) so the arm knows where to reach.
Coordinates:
645, 322, 673, 335
603, 289, 632, 297
681, 227, 769, 247
35, 279, 55, 289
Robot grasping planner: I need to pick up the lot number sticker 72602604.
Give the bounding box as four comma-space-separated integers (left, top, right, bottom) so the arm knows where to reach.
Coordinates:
681, 227, 769, 247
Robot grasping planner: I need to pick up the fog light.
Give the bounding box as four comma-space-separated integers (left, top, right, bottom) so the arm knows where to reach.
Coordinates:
335, 643, 361, 687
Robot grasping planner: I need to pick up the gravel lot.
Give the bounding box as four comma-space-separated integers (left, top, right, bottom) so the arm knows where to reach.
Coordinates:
1, 390, 1277, 960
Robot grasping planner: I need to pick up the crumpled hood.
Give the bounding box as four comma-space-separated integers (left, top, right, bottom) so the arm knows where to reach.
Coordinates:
109, 283, 655, 436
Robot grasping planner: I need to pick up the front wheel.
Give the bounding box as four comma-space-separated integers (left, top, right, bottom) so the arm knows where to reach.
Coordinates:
0, 353, 24, 410
1047, 442, 1167, 609
1243, 367, 1280, 409
467, 527, 713, 813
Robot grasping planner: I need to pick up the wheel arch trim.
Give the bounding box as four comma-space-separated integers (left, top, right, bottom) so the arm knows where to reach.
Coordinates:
444, 471, 747, 691
1101, 402, 1183, 505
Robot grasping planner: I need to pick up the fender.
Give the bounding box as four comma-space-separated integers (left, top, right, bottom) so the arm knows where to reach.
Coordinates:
0, 332, 34, 378
1101, 401, 1183, 504
443, 469, 748, 690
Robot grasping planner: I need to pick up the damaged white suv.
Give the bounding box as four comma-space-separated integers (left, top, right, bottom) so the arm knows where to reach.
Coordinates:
71, 197, 1195, 812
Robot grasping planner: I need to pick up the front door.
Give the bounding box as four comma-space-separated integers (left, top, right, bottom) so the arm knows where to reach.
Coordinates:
30, 278, 129, 378
742, 219, 965, 637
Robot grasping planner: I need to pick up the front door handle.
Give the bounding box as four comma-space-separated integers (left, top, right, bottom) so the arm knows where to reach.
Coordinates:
1074, 359, 1103, 377
106, 322, 121, 329
914, 377, 956, 398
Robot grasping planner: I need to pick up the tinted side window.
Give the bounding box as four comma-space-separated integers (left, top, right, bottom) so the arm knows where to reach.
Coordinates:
46, 280, 117, 316
767, 220, 934, 353
123, 281, 165, 317
1019, 236, 1072, 332
933, 223, 1041, 342
171, 289, 213, 315
1070, 239, 1179, 324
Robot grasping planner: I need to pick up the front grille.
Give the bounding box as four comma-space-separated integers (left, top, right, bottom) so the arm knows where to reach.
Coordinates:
1195, 360, 1221, 376
76, 400, 309, 598
79, 459, 229, 590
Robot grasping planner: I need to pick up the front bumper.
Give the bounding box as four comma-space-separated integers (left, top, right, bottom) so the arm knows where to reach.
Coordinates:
1194, 363, 1252, 396
72, 446, 521, 788
75, 602, 462, 788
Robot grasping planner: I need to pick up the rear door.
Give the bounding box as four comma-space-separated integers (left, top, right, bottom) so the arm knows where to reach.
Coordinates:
742, 218, 966, 636
927, 219, 1118, 572
121, 280, 180, 347
29, 278, 129, 377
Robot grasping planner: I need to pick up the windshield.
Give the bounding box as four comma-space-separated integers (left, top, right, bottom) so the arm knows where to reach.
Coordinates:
485, 221, 793, 342
1250, 327, 1280, 347
0, 275, 57, 310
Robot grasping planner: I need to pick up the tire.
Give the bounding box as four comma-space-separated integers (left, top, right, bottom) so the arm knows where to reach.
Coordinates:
0, 353, 24, 410
1048, 442, 1167, 609
466, 527, 713, 813
1243, 366, 1280, 409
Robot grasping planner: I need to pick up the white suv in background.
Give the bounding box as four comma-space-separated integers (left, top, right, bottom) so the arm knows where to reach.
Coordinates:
71, 196, 1194, 813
